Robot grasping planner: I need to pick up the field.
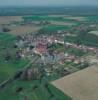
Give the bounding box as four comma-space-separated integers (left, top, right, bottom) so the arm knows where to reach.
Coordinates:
0, 80, 71, 100
89, 31, 98, 36
0, 31, 71, 100
52, 66, 98, 100
0, 16, 23, 24
50, 21, 75, 26
8, 25, 41, 35
40, 25, 71, 33
64, 16, 86, 21
1, 14, 98, 100
0, 33, 29, 83
65, 32, 98, 47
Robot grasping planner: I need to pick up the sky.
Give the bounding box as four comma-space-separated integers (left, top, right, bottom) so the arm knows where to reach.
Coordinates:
0, 0, 98, 6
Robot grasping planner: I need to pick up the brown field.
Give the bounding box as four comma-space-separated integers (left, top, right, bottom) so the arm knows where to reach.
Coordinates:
0, 16, 23, 24
52, 66, 98, 100
50, 21, 75, 26
8, 25, 41, 35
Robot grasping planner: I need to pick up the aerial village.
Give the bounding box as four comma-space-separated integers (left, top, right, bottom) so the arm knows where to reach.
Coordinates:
13, 26, 98, 81
1, 13, 98, 100
0, 16, 98, 82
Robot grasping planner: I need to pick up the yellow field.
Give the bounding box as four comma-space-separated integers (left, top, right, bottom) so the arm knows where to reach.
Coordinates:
52, 66, 98, 100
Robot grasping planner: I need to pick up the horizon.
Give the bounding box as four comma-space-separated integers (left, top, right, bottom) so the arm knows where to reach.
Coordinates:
0, 0, 98, 7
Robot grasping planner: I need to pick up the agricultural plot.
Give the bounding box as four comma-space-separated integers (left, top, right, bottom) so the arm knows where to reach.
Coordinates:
1, 15, 98, 100
89, 30, 98, 36
0, 16, 23, 25
52, 66, 98, 100
64, 16, 86, 21
85, 16, 98, 21
40, 25, 71, 33
0, 80, 71, 100
23, 15, 80, 23
65, 32, 98, 47
0, 33, 29, 83
8, 25, 41, 35
50, 21, 76, 26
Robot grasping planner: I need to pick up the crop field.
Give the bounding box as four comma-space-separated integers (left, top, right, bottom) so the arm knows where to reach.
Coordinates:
85, 16, 98, 21
63, 16, 86, 21
0, 16, 23, 24
23, 15, 81, 24
65, 32, 98, 47
89, 31, 98, 36
0, 32, 71, 100
0, 33, 29, 83
8, 25, 42, 35
0, 15, 98, 100
40, 25, 71, 33
0, 80, 71, 100
52, 66, 98, 100
50, 21, 76, 26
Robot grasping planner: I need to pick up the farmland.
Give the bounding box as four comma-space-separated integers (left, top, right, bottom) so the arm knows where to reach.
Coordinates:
52, 66, 98, 100
0, 16, 23, 24
7, 25, 42, 35
0, 80, 71, 100
0, 14, 98, 100
89, 30, 98, 36
0, 32, 29, 83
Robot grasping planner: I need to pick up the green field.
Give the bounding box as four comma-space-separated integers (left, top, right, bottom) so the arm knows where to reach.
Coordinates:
0, 33, 29, 83
40, 25, 71, 33
1, 15, 98, 100
0, 80, 71, 100
23, 15, 75, 22
65, 32, 98, 47
0, 32, 71, 100
85, 16, 98, 21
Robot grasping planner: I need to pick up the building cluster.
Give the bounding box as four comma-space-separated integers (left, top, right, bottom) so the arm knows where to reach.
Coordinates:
65, 42, 97, 53
14, 32, 97, 65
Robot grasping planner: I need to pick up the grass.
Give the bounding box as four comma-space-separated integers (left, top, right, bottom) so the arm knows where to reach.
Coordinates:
65, 32, 98, 47
48, 43, 64, 51
85, 16, 98, 21
65, 47, 86, 57
39, 25, 71, 33
0, 80, 71, 100
23, 15, 76, 22
0, 33, 29, 83
48, 43, 85, 57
